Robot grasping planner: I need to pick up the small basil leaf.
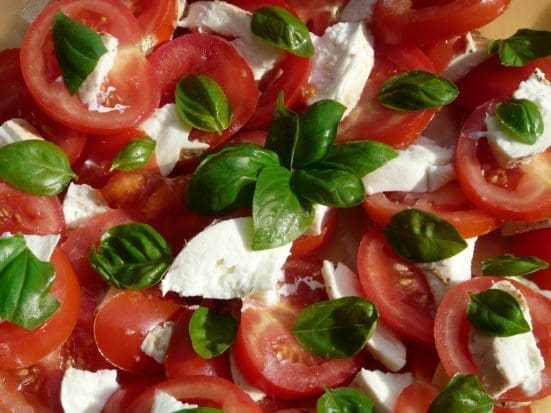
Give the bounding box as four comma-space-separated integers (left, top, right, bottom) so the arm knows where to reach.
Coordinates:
187, 144, 280, 215
175, 74, 232, 133
489, 29, 551, 67
291, 168, 365, 208
322, 141, 399, 176
0, 140, 76, 196
89, 223, 173, 290
252, 166, 313, 250
467, 289, 531, 337
384, 209, 467, 263
52, 11, 108, 94
291, 296, 378, 359
188, 306, 238, 359
495, 99, 544, 144
265, 93, 300, 169
317, 387, 374, 413
482, 254, 549, 277
251, 6, 314, 57
428, 374, 493, 413
174, 408, 224, 413
0, 234, 60, 330
111, 137, 156, 171
378, 70, 459, 112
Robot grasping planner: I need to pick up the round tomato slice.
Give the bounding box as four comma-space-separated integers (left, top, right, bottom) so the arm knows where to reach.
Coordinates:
290, 208, 337, 258
102, 378, 159, 413
434, 276, 551, 402
21, 0, 160, 134
455, 100, 551, 221
394, 382, 439, 413
513, 228, 551, 290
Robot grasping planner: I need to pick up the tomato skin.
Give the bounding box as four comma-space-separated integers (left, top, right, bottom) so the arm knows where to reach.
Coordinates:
102, 378, 159, 413
121, 0, 178, 48
291, 208, 337, 259
513, 228, 551, 290
394, 382, 439, 413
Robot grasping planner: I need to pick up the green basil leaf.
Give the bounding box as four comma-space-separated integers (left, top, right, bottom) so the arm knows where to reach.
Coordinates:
0, 234, 60, 330
495, 99, 544, 144
378, 70, 459, 112
322, 141, 399, 176
265, 93, 300, 169
383, 209, 467, 263
52, 11, 108, 94
482, 254, 549, 277
467, 289, 531, 337
291, 168, 365, 208
111, 137, 156, 171
89, 223, 172, 290
0, 140, 76, 196
174, 408, 224, 413
188, 306, 238, 359
251, 6, 314, 57
317, 387, 374, 413
291, 296, 378, 359
428, 374, 493, 413
187, 144, 280, 215
175, 74, 232, 133
489, 29, 551, 67
252, 166, 313, 250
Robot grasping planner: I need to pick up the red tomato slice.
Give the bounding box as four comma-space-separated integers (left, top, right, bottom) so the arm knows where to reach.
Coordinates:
357, 227, 437, 345
102, 378, 159, 413
285, 0, 344, 35
290, 208, 337, 259
394, 382, 439, 413
21, 0, 160, 135
513, 228, 551, 290
121, 0, 178, 49
337, 46, 436, 148
455, 100, 551, 221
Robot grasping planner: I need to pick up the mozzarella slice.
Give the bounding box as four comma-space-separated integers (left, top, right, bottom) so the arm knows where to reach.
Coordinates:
140, 321, 176, 364
442, 32, 489, 82
150, 391, 198, 413
351, 369, 413, 413
1, 232, 60, 262
62, 183, 111, 230
0, 118, 43, 146
303, 204, 331, 236
60, 367, 119, 413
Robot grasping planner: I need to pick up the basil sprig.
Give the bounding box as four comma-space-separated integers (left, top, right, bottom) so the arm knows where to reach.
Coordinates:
428, 374, 493, 413
317, 387, 374, 413
251, 6, 314, 57
291, 297, 378, 359
489, 29, 551, 67
482, 254, 549, 277
495, 99, 544, 144
89, 223, 173, 290
467, 289, 531, 337
384, 209, 467, 263
111, 137, 156, 171
174, 408, 223, 413
188, 307, 238, 359
378, 71, 459, 112
52, 11, 108, 94
0, 140, 75, 196
0, 234, 60, 330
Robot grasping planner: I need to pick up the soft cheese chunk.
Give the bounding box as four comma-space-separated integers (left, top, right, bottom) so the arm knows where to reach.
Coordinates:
140, 103, 209, 176
60, 367, 119, 413
351, 369, 413, 413
338, 0, 377, 23
442, 32, 489, 82
140, 321, 176, 364
161, 217, 292, 299
0, 118, 43, 146
150, 391, 197, 413
469, 281, 545, 397
229, 352, 266, 402
303, 204, 331, 236
307, 22, 374, 117
1, 232, 60, 262
62, 183, 110, 229
485, 69, 551, 167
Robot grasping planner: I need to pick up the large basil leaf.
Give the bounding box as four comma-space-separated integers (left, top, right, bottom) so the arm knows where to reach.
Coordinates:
317, 387, 374, 413
52, 11, 108, 94
0, 140, 75, 196
89, 223, 173, 290
489, 29, 551, 67
111, 137, 156, 171
187, 144, 279, 215
0, 234, 60, 330
482, 254, 549, 277
383, 209, 467, 263
265, 93, 300, 169
322, 141, 398, 177
188, 307, 238, 359
495, 99, 544, 144
291, 297, 378, 359
428, 374, 493, 413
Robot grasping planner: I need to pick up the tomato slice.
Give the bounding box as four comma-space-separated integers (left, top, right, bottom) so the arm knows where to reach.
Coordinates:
513, 228, 551, 290
290, 208, 337, 259
394, 382, 439, 413
102, 378, 159, 413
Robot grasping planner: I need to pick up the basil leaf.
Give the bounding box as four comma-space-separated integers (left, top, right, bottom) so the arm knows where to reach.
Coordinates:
0, 234, 60, 330
265, 93, 300, 169
489, 29, 551, 67
428, 374, 493, 413
174, 408, 223, 413
111, 137, 156, 171
175, 74, 232, 133
188, 306, 237, 359
52, 11, 108, 94
322, 141, 398, 176
495, 99, 544, 144
291, 296, 378, 359
384, 209, 467, 263
482, 254, 549, 277
378, 71, 459, 112
291, 168, 365, 208
252, 166, 313, 250
89, 223, 172, 290
187, 144, 279, 215
467, 289, 531, 337
317, 387, 374, 413
0, 140, 76, 196
251, 6, 314, 57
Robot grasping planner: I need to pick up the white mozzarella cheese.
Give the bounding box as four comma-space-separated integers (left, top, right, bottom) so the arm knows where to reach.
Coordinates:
1, 232, 60, 262
161, 217, 292, 299
304, 204, 331, 236
62, 183, 110, 230
442, 32, 489, 82
150, 391, 197, 413
469, 281, 545, 397
0, 118, 43, 146
139, 103, 209, 176
307, 21, 374, 117
351, 369, 413, 413
485, 69, 551, 167
338, 0, 377, 23
229, 352, 266, 402
60, 367, 119, 413
140, 321, 176, 364
321, 260, 362, 299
